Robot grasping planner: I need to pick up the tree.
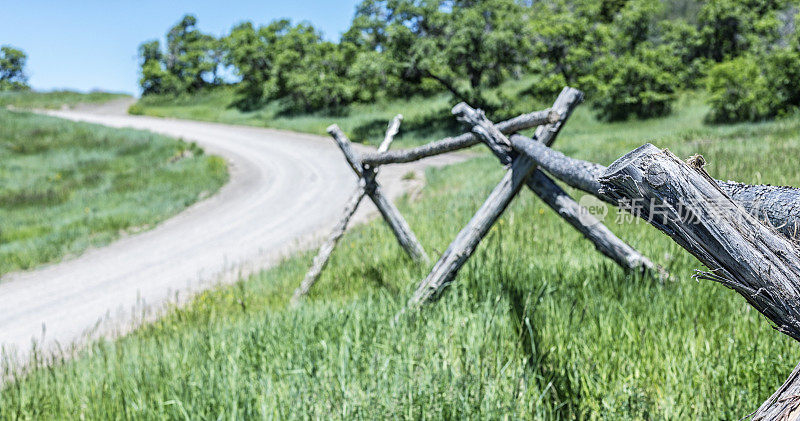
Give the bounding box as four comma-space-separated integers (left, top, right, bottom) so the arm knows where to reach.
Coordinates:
0, 45, 29, 91
582, 43, 679, 121
658, 19, 706, 88
268, 23, 355, 112
222, 20, 295, 109
527, 0, 597, 88
164, 14, 218, 92
705, 55, 773, 122
349, 0, 531, 112
138, 40, 180, 95
705, 21, 800, 123
526, 0, 679, 120
695, 0, 789, 61
138, 15, 224, 97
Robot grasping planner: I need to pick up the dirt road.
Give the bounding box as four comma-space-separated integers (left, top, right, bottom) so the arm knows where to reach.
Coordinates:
0, 100, 462, 358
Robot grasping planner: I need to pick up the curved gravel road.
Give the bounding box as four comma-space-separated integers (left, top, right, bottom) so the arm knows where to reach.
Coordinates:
0, 101, 462, 359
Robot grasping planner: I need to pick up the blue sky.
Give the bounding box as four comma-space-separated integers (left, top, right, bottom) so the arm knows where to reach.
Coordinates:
0, 0, 361, 95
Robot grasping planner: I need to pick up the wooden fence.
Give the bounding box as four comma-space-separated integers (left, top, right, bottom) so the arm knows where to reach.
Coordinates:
292, 87, 800, 419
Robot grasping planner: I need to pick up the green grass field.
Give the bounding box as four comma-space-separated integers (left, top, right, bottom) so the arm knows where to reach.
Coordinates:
0, 90, 129, 109
0, 109, 228, 276
4, 93, 800, 418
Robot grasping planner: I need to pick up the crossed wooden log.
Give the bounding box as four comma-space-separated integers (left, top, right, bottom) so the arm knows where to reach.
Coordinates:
292, 107, 563, 304
295, 86, 800, 418
290, 115, 426, 305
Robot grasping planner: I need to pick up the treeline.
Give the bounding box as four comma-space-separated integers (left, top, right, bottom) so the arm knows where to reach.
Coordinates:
138, 0, 800, 122
0, 45, 29, 91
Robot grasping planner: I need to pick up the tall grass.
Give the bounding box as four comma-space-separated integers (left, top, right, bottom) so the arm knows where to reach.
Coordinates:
4, 94, 800, 418
0, 110, 228, 276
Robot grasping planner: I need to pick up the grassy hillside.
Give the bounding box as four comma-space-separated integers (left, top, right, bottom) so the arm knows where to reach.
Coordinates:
4, 96, 800, 418
0, 110, 228, 276
130, 87, 460, 146
0, 90, 129, 109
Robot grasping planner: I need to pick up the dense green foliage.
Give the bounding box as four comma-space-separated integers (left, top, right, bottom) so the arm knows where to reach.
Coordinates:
136, 0, 800, 122
0, 109, 227, 276
706, 25, 800, 123
138, 15, 221, 95
7, 98, 800, 417
0, 46, 29, 91
705, 56, 773, 122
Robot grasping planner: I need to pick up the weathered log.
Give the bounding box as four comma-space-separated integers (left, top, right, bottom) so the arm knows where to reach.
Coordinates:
379, 114, 403, 153
508, 134, 800, 240
752, 360, 800, 420
359, 108, 559, 167
509, 134, 606, 195
328, 124, 429, 263
717, 180, 800, 241
290, 116, 404, 305
403, 153, 536, 310
291, 185, 367, 305
599, 143, 800, 419
525, 171, 656, 272
402, 88, 583, 312
599, 143, 800, 341
452, 103, 657, 273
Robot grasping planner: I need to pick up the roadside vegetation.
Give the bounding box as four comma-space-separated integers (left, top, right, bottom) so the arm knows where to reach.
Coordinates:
0, 90, 129, 109
130, 86, 461, 146
0, 108, 228, 276
131, 0, 800, 133
5, 96, 800, 418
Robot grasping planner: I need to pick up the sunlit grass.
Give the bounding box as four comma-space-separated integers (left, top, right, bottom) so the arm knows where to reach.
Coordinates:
0, 110, 228, 276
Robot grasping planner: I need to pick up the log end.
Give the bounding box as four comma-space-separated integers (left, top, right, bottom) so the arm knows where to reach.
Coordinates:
547, 109, 560, 124
602, 143, 661, 179
326, 124, 341, 135
451, 102, 483, 121
553, 87, 586, 114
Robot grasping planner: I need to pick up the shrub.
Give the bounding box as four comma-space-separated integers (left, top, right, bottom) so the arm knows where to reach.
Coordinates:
705, 55, 773, 123
582, 44, 679, 121
765, 47, 800, 113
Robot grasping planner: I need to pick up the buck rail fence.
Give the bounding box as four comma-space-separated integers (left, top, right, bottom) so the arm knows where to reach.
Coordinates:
292, 87, 800, 419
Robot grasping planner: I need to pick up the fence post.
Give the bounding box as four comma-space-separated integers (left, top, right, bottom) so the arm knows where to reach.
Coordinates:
291, 116, 418, 305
